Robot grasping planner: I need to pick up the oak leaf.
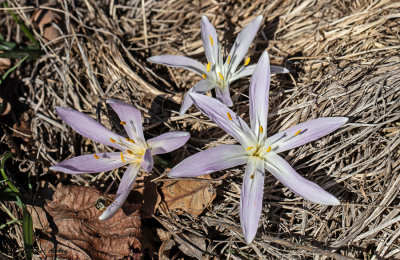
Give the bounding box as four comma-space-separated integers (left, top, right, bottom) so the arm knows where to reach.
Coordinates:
29, 184, 142, 259
160, 175, 216, 217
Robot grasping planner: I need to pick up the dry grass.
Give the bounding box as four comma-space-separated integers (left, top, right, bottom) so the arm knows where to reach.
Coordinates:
1, 0, 400, 259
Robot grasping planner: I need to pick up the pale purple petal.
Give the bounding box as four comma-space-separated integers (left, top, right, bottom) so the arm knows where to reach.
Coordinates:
55, 107, 124, 150
240, 157, 265, 243
227, 15, 263, 72
201, 16, 219, 64
265, 153, 340, 205
140, 148, 154, 172
215, 87, 233, 107
267, 117, 348, 153
189, 92, 257, 147
180, 80, 216, 116
148, 55, 206, 76
50, 152, 125, 174
249, 51, 270, 140
168, 145, 248, 178
99, 163, 140, 220
106, 99, 144, 141
271, 65, 289, 74
235, 64, 289, 78
147, 132, 190, 155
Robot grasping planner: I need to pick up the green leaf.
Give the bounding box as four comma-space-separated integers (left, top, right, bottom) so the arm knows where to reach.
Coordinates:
0, 153, 19, 193
0, 40, 17, 50
0, 55, 29, 86
22, 206, 33, 260
0, 219, 21, 229
2, 2, 38, 45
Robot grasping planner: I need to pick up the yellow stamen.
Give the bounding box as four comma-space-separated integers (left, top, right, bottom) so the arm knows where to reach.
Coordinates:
120, 152, 126, 163
227, 112, 232, 121
207, 62, 211, 72
246, 146, 254, 151
295, 130, 301, 136
126, 138, 135, 144
259, 126, 263, 134
110, 138, 116, 143
244, 57, 250, 66
120, 121, 126, 125
266, 146, 271, 152
218, 72, 224, 80
227, 55, 231, 64
209, 35, 214, 46
250, 174, 254, 179
127, 150, 134, 155
202, 73, 206, 79
94, 154, 99, 159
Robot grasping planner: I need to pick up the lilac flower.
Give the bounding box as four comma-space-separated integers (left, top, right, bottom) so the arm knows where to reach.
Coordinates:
148, 15, 288, 115
168, 51, 348, 243
50, 99, 190, 220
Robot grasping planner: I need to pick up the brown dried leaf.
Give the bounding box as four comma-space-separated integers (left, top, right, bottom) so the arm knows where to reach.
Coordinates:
160, 175, 216, 217
29, 184, 142, 259
158, 239, 175, 260
177, 234, 207, 260
12, 111, 32, 143
30, 9, 62, 42
0, 58, 11, 70
0, 97, 11, 116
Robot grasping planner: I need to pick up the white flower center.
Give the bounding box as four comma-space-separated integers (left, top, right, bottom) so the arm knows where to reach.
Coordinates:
93, 121, 147, 164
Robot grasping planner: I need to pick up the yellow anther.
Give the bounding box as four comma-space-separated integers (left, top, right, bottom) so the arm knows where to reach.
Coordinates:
94, 154, 99, 159
218, 72, 224, 80
110, 138, 116, 143
209, 35, 214, 46
227, 112, 232, 121
244, 57, 250, 66
127, 150, 134, 155
227, 55, 231, 64
266, 146, 271, 152
126, 138, 135, 144
207, 62, 211, 72
120, 152, 126, 163
295, 130, 301, 136
120, 121, 126, 125
202, 73, 206, 79
250, 174, 254, 179
246, 146, 254, 151
259, 126, 264, 134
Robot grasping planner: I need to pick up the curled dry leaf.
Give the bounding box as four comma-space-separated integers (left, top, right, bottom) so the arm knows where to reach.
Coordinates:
158, 239, 176, 260
0, 57, 11, 70
12, 111, 32, 143
28, 184, 142, 260
160, 175, 216, 217
0, 97, 11, 116
31, 9, 62, 42
177, 233, 207, 260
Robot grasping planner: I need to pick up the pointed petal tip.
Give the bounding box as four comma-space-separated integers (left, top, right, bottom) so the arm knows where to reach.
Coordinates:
98, 212, 110, 221
244, 233, 255, 244
324, 195, 340, 206
340, 117, 349, 124
331, 116, 349, 128
201, 16, 209, 23
147, 56, 157, 63
54, 106, 68, 116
